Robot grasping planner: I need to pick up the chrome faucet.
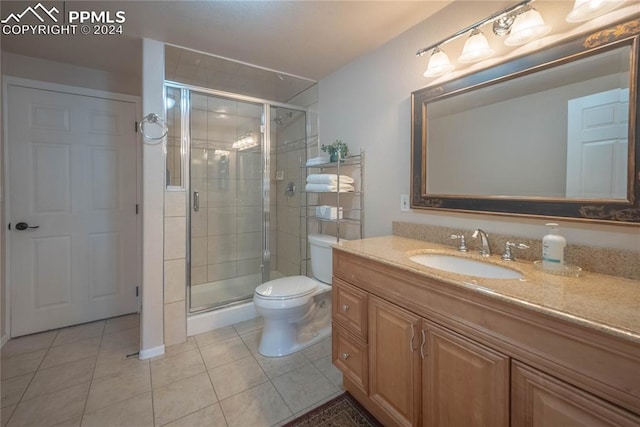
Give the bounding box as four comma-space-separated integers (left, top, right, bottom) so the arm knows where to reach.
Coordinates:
472, 229, 491, 257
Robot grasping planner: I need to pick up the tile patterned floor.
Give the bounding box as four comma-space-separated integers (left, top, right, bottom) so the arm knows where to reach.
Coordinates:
0, 315, 344, 427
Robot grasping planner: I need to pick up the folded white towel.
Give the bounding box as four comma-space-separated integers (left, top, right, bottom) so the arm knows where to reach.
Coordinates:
306, 174, 355, 185
305, 183, 355, 193
306, 156, 330, 166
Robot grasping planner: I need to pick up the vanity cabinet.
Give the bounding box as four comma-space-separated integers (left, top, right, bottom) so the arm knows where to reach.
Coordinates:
423, 321, 509, 427
368, 296, 421, 427
512, 362, 639, 427
331, 249, 640, 427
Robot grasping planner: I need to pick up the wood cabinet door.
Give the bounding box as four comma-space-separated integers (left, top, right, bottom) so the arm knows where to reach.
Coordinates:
423, 321, 509, 427
369, 295, 421, 427
512, 361, 640, 427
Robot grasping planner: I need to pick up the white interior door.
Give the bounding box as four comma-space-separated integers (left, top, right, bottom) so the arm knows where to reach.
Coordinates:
566, 88, 629, 199
7, 84, 139, 337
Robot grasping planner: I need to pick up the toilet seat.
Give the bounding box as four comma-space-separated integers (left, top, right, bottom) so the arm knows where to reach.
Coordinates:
254, 276, 318, 300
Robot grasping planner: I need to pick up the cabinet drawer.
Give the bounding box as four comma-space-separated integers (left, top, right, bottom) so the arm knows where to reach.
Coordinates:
333, 324, 368, 394
512, 361, 640, 427
332, 278, 368, 341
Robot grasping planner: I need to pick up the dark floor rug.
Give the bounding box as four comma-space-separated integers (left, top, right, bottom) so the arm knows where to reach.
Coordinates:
283, 393, 383, 427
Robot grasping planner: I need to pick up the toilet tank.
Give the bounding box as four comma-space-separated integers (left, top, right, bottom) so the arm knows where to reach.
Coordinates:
308, 234, 344, 284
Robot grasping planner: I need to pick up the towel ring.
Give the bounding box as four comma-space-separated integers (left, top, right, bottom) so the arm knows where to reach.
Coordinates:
139, 113, 168, 143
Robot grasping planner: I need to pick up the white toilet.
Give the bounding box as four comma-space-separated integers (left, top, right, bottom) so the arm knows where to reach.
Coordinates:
253, 233, 339, 357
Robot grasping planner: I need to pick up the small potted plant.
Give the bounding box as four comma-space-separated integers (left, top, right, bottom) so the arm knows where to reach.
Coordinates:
321, 140, 349, 163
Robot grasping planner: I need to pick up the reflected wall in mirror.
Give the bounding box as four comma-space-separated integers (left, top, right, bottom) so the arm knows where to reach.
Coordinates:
412, 18, 640, 223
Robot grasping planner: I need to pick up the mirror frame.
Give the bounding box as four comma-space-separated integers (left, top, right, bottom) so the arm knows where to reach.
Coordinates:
411, 18, 640, 224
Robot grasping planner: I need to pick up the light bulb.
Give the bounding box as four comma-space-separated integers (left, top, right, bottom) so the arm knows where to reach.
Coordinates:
458, 29, 495, 63
423, 46, 455, 77
505, 7, 551, 46
566, 0, 626, 22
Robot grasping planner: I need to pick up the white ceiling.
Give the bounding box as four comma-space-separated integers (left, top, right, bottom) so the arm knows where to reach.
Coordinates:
0, 1, 453, 81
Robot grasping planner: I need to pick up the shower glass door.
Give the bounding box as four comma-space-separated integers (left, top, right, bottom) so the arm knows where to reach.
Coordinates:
189, 92, 266, 311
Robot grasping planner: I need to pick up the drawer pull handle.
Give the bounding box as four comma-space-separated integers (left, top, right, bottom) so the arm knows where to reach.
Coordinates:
342, 352, 350, 360
420, 329, 426, 359
341, 304, 349, 312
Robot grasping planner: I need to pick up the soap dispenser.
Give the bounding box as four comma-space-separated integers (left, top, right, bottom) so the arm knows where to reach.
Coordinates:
542, 223, 566, 271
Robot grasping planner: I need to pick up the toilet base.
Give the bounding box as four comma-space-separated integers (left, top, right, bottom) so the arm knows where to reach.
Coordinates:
257, 290, 332, 357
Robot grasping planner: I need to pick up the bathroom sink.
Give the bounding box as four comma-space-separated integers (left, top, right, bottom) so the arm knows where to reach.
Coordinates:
409, 254, 523, 279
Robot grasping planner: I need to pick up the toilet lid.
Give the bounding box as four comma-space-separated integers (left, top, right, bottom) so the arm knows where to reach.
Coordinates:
255, 276, 319, 300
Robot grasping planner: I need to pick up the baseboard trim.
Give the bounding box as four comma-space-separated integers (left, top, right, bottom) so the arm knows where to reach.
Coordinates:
1, 334, 9, 348
138, 344, 165, 360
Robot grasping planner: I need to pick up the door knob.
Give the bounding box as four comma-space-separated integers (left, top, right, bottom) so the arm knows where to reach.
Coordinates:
15, 222, 39, 231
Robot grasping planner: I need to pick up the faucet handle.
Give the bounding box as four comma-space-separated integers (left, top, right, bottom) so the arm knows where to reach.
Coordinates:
502, 241, 530, 261
450, 234, 468, 252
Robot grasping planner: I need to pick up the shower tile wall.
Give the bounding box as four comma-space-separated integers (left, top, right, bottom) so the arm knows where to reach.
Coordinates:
190, 95, 267, 288
274, 112, 307, 277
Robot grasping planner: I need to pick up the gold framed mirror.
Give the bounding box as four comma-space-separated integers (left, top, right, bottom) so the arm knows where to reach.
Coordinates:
411, 18, 640, 224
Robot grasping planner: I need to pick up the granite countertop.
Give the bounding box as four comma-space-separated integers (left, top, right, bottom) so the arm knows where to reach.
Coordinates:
334, 236, 640, 344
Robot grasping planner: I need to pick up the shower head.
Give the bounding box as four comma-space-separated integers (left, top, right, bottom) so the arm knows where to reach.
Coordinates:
272, 111, 294, 126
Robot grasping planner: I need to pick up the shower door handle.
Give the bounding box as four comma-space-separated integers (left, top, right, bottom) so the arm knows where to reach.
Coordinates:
193, 191, 200, 212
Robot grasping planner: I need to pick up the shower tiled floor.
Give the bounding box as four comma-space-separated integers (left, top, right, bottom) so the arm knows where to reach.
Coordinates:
0, 315, 343, 427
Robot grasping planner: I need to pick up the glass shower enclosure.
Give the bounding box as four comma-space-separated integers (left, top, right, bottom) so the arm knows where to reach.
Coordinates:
167, 83, 308, 312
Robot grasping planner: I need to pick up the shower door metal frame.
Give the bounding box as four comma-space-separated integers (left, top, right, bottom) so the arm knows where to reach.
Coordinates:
164, 81, 308, 314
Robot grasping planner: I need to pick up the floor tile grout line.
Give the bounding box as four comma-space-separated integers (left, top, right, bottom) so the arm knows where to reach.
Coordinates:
18, 354, 100, 404
198, 345, 230, 426
79, 324, 108, 425
4, 329, 60, 425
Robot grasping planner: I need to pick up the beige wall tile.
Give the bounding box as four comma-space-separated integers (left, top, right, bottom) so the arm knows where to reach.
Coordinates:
191, 237, 207, 267
164, 259, 186, 304
165, 191, 186, 217
208, 235, 237, 264
207, 206, 238, 236
237, 232, 262, 260
236, 258, 261, 277
164, 217, 186, 260
191, 266, 208, 285
207, 262, 236, 283
190, 209, 208, 238
164, 301, 186, 347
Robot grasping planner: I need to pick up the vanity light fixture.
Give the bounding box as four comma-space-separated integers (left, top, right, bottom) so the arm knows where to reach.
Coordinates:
424, 46, 455, 77
232, 132, 257, 151
566, 0, 626, 22
504, 5, 551, 46
458, 29, 495, 63
417, 0, 553, 77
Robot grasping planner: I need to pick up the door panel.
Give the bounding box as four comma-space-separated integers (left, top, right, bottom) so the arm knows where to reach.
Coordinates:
33, 236, 72, 308
8, 85, 138, 336
566, 88, 629, 198
423, 321, 509, 427
369, 295, 421, 427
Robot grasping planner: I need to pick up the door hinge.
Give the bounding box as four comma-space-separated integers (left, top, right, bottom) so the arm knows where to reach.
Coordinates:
136, 286, 139, 297
136, 204, 139, 215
